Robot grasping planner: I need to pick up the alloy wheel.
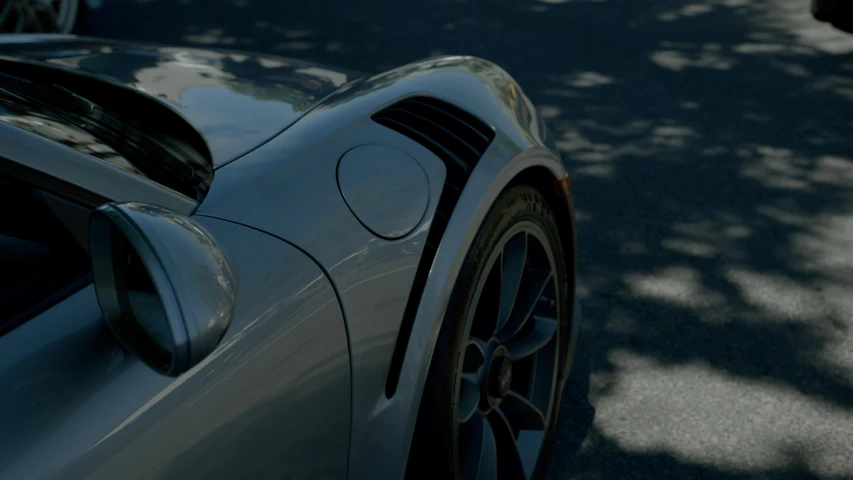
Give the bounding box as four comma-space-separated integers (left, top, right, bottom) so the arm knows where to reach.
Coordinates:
1, 0, 77, 33
452, 221, 561, 480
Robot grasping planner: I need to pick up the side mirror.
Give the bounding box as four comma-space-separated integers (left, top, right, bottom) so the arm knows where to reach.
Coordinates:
89, 202, 237, 376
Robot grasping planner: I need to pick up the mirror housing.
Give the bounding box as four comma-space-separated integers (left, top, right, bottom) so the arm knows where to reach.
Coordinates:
89, 202, 237, 376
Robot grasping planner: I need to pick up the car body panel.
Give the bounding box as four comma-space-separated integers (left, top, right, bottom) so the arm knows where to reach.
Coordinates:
0, 217, 351, 480
196, 54, 579, 479
336, 144, 431, 239
197, 118, 448, 480
0, 34, 364, 167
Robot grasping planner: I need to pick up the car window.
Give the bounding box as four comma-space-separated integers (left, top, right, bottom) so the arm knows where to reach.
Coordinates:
0, 173, 92, 335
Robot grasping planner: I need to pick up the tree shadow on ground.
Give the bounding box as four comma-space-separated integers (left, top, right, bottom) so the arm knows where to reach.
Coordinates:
79, 0, 853, 477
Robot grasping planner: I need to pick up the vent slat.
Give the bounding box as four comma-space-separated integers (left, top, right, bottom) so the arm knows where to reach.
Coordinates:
374, 116, 472, 176
371, 96, 495, 180
403, 99, 492, 147
409, 96, 495, 139
385, 107, 483, 159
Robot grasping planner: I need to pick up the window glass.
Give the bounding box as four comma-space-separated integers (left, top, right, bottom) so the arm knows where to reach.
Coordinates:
0, 174, 92, 334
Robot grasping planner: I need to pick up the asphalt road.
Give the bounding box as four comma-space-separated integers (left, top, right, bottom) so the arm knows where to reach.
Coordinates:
78, 1, 853, 478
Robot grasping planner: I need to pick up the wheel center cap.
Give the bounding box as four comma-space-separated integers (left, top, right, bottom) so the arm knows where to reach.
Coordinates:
496, 357, 512, 398
485, 344, 512, 407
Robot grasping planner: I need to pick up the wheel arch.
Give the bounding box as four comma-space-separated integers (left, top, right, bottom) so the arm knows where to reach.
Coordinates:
377, 144, 577, 480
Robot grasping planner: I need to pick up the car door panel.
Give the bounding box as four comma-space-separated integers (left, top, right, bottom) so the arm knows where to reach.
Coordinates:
0, 217, 351, 480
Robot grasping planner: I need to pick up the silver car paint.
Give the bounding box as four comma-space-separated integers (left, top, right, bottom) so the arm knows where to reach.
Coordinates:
0, 217, 351, 480
196, 55, 580, 480
336, 144, 431, 240
0, 45, 580, 480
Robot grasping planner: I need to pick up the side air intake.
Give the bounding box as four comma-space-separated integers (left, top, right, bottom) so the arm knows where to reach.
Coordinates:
373, 96, 495, 398
372, 96, 495, 182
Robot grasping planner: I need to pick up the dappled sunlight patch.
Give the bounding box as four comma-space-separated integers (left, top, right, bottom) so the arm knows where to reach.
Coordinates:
650, 47, 735, 71
657, 3, 715, 22
665, 220, 753, 262
625, 266, 726, 308
733, 42, 812, 55
743, 112, 773, 123
649, 125, 698, 148
777, 61, 812, 77
555, 130, 615, 159
701, 145, 730, 156
575, 163, 615, 178
537, 105, 562, 120
756, 204, 812, 227
554, 71, 616, 88
791, 213, 853, 279
661, 238, 717, 258
748, 0, 853, 54
573, 208, 593, 223
743, 148, 853, 191
591, 351, 853, 477
184, 29, 240, 45
725, 267, 827, 322
809, 75, 853, 101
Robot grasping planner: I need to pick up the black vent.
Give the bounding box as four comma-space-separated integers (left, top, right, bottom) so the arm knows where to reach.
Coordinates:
374, 96, 495, 398
372, 96, 495, 182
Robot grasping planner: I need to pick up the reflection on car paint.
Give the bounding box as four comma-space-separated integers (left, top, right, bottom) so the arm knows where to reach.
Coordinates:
0, 91, 142, 175
0, 38, 365, 166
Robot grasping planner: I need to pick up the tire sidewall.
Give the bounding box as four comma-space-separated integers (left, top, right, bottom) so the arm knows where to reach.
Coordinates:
408, 185, 571, 480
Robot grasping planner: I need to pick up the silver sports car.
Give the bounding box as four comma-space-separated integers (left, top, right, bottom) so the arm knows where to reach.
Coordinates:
0, 34, 581, 480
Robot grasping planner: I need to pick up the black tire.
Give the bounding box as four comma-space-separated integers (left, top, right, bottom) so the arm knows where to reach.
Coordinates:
407, 185, 571, 480
812, 0, 851, 22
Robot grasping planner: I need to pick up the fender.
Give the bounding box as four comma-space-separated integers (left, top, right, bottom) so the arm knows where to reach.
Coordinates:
195, 55, 580, 480
329, 56, 581, 480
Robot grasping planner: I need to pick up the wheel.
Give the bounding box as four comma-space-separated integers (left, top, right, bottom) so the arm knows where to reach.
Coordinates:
0, 0, 79, 34
408, 185, 571, 480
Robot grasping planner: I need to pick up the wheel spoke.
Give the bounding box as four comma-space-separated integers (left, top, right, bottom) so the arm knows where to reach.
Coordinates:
488, 408, 526, 479
515, 430, 545, 480
477, 417, 499, 480
506, 316, 557, 361
501, 390, 546, 431
497, 271, 553, 342
463, 340, 486, 373
497, 233, 526, 333
459, 414, 485, 480
471, 265, 501, 340
458, 373, 480, 423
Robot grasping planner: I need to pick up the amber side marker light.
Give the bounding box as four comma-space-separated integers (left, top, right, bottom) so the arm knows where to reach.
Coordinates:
552, 175, 572, 198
